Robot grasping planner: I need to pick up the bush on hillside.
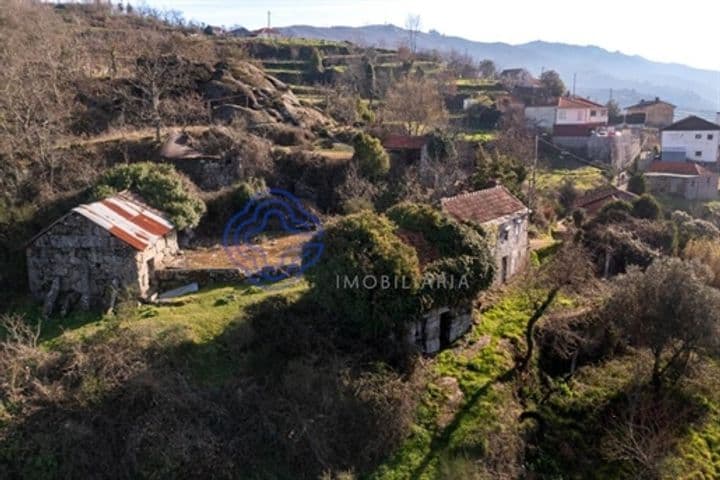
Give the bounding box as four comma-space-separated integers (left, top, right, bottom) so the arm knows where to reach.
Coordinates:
627, 173, 646, 195
352, 132, 390, 179
303, 211, 422, 341
683, 239, 720, 288
386, 202, 495, 307
671, 210, 720, 248
631, 194, 661, 220
92, 162, 205, 229
198, 178, 268, 235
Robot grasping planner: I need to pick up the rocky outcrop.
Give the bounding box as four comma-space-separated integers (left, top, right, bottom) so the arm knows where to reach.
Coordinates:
202, 62, 331, 132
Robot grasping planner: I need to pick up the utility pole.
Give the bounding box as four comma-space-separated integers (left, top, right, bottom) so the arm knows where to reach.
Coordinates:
572, 73, 577, 96
530, 134, 539, 210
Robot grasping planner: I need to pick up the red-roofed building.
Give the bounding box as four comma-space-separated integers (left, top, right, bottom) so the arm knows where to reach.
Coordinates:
525, 95, 608, 133
573, 186, 638, 216
441, 185, 530, 283
382, 134, 429, 164
644, 161, 719, 200
27, 192, 179, 313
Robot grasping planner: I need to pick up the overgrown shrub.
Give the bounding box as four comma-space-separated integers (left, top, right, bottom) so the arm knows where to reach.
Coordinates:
198, 178, 267, 235
304, 211, 422, 341
627, 173, 646, 195
92, 162, 206, 229
631, 194, 661, 220
386, 202, 495, 308
352, 132, 390, 179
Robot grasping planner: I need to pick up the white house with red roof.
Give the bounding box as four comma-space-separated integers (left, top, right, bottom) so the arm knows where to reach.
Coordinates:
525, 95, 608, 133
441, 185, 530, 283
27, 192, 179, 313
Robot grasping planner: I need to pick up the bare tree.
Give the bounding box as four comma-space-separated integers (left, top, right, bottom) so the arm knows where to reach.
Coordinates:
405, 14, 421, 54
121, 33, 193, 142
381, 76, 449, 136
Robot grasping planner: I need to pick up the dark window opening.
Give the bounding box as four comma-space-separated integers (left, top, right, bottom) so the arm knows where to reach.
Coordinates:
440, 311, 453, 348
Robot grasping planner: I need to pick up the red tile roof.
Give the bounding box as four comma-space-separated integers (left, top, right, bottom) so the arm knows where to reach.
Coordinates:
441, 185, 528, 225
382, 134, 428, 150
646, 161, 714, 176
557, 96, 605, 109
574, 186, 637, 215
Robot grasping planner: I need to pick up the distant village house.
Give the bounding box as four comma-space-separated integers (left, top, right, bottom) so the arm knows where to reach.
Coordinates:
525, 95, 609, 133
441, 185, 530, 284
625, 97, 675, 129
573, 186, 638, 216
27, 192, 179, 315
382, 134, 429, 165
661, 116, 720, 163
644, 161, 719, 200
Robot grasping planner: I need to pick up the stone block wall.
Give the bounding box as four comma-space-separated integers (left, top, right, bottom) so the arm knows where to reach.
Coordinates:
27, 213, 141, 309
407, 305, 474, 354
155, 268, 245, 290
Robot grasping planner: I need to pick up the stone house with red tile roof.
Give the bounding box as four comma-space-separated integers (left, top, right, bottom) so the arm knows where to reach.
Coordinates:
26, 192, 179, 314
441, 185, 530, 283
573, 186, 638, 216
382, 134, 429, 165
644, 161, 719, 200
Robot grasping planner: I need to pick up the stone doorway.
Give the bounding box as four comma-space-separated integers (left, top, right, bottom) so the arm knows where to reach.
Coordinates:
440, 311, 453, 348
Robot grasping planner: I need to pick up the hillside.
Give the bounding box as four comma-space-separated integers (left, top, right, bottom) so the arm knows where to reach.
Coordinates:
279, 24, 720, 116
5, 3, 720, 480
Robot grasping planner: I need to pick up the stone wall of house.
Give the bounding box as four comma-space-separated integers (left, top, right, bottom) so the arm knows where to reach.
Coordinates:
553, 133, 641, 170
135, 231, 180, 296
407, 305, 474, 354
485, 212, 529, 285
646, 175, 719, 200
27, 213, 140, 310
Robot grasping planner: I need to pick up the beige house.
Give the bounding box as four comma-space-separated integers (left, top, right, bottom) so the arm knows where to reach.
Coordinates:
626, 98, 675, 129
27, 192, 179, 314
441, 185, 530, 284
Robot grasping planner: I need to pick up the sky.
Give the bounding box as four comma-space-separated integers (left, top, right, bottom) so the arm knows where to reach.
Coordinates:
137, 0, 720, 71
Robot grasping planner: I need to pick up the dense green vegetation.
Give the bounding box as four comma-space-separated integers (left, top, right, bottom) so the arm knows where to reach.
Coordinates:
93, 162, 206, 229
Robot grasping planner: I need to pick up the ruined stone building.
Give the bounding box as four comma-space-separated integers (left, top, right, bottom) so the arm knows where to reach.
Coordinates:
27, 192, 179, 314
406, 306, 474, 354
442, 185, 530, 284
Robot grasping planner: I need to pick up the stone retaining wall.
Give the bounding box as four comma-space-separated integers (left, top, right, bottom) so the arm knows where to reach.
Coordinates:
156, 268, 246, 290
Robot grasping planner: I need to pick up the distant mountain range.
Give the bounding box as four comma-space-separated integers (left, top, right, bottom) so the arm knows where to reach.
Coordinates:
278, 24, 720, 118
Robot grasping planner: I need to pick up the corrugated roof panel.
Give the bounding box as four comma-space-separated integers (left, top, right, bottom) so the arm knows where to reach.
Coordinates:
72, 192, 174, 251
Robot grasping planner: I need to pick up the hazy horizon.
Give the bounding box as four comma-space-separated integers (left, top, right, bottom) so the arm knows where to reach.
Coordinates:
138, 0, 720, 72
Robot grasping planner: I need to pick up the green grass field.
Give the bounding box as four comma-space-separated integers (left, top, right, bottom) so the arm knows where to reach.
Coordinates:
536, 166, 607, 192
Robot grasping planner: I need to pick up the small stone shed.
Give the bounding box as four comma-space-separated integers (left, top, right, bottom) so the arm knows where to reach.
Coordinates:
644, 161, 719, 200
27, 192, 179, 313
442, 185, 530, 284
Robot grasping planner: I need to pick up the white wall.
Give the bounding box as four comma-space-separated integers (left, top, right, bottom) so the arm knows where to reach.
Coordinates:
661, 130, 720, 163
556, 107, 608, 125
525, 106, 556, 129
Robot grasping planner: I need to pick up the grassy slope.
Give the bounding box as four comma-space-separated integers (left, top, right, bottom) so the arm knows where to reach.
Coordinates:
536, 166, 607, 193
34, 281, 306, 385
371, 287, 576, 479
12, 276, 720, 478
